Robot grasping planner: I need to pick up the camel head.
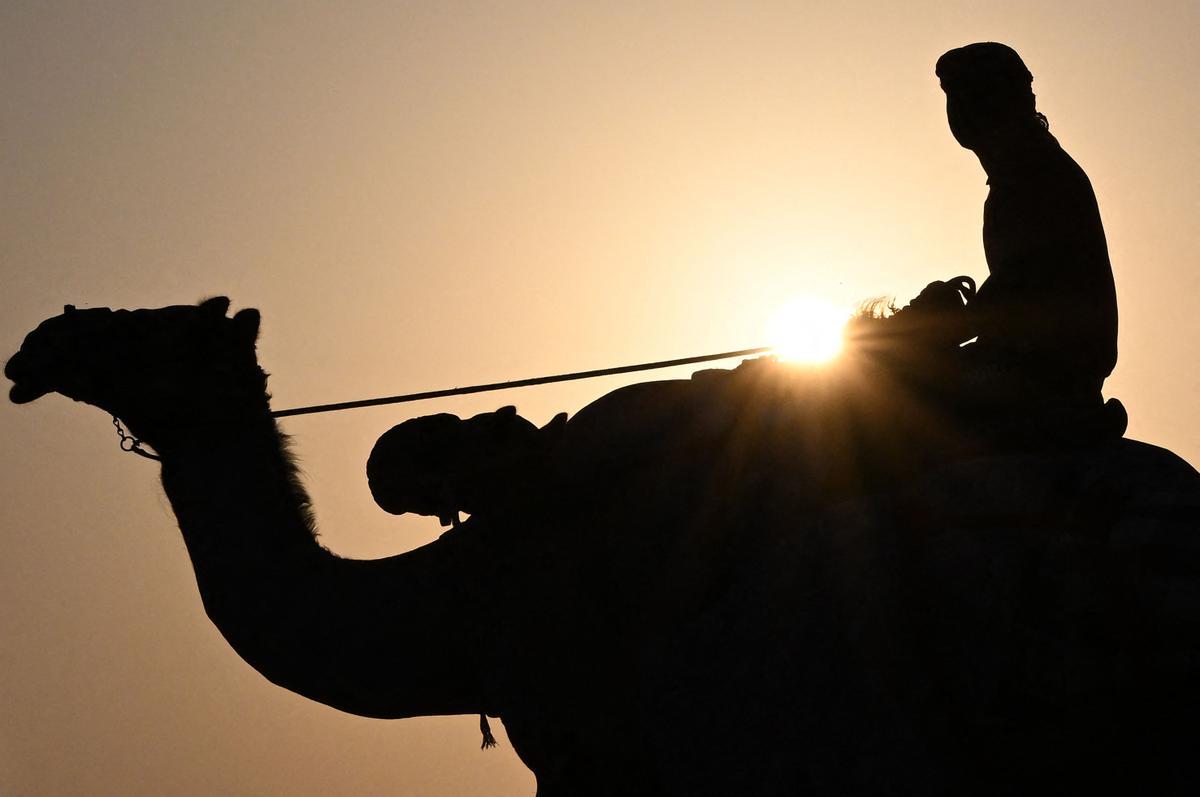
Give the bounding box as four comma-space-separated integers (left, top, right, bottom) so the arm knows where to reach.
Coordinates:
367, 406, 542, 526
6, 297, 267, 443
368, 412, 465, 525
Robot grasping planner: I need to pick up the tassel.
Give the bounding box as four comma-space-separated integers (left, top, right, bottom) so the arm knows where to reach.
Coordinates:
480, 713, 498, 749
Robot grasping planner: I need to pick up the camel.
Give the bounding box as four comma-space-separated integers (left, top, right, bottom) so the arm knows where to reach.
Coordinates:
7, 297, 1200, 795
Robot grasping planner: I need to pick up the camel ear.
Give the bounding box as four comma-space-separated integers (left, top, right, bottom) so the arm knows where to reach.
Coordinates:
200, 296, 231, 317
497, 405, 517, 416
232, 306, 261, 343
233, 308, 261, 343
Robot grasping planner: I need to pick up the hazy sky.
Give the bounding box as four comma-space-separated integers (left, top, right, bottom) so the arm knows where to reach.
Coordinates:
2, 1, 1197, 794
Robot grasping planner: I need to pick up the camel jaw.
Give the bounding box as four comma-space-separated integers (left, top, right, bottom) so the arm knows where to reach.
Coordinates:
4, 306, 117, 408
4, 351, 52, 404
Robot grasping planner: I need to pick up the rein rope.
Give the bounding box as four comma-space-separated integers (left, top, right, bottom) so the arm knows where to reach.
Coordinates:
112, 345, 774, 459
269, 345, 773, 418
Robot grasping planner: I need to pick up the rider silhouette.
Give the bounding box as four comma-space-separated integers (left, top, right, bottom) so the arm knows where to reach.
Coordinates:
927, 43, 1120, 437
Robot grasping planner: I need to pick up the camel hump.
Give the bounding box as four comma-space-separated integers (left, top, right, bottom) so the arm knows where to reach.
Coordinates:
560, 357, 792, 459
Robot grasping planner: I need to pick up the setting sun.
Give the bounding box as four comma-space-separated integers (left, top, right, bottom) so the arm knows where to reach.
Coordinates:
766, 297, 850, 363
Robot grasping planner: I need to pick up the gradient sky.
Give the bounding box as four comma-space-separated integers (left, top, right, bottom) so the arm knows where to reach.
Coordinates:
2, 2, 1197, 794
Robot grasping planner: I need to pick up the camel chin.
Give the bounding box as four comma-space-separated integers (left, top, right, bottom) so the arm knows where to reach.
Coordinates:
8, 383, 50, 404
5, 351, 49, 404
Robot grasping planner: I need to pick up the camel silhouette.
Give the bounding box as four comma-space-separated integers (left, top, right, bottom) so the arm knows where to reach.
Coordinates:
6, 296, 1200, 795
6, 42, 1199, 796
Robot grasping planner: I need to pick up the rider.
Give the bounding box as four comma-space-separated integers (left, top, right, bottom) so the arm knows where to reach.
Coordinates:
921, 43, 1119, 439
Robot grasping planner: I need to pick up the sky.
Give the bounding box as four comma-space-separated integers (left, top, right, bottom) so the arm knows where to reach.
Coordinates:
2, 1, 1197, 794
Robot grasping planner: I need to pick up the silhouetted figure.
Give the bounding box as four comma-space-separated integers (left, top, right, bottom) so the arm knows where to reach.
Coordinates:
367, 406, 553, 528
932, 43, 1121, 441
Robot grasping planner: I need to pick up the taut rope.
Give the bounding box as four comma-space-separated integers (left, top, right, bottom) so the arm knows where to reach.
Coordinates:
270, 346, 773, 419
111, 345, 774, 459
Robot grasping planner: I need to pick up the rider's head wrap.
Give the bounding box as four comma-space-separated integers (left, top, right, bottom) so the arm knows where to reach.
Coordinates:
936, 43, 1046, 129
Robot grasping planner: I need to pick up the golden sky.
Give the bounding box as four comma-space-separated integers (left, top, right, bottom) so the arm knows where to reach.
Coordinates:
2, 1, 1197, 793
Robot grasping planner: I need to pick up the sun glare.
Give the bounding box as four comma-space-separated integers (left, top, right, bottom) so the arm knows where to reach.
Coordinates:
766, 296, 850, 363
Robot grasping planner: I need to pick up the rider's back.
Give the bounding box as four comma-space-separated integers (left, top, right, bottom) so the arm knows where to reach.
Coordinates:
972, 131, 1118, 400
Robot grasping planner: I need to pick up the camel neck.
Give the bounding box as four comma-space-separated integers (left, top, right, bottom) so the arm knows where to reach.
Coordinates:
155, 411, 329, 608
149, 407, 493, 719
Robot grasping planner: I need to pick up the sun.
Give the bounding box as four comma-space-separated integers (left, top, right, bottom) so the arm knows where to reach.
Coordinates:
766, 296, 850, 363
